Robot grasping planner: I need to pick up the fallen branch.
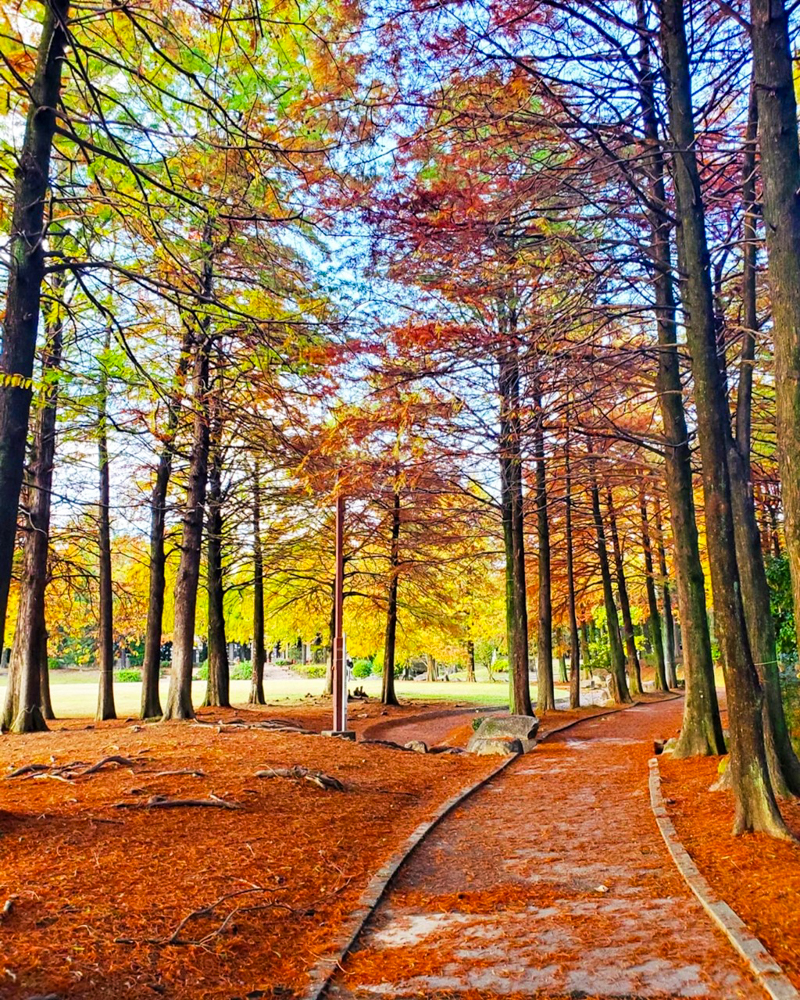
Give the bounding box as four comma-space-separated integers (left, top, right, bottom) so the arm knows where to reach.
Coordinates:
114, 793, 241, 811
255, 765, 344, 792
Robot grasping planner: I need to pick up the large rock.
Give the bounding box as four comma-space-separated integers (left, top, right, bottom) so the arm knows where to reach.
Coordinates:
471, 737, 524, 756
467, 713, 539, 755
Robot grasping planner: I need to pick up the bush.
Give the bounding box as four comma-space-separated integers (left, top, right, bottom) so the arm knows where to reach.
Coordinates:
292, 662, 326, 678
195, 660, 209, 680
352, 658, 373, 678
115, 669, 142, 683
231, 660, 252, 680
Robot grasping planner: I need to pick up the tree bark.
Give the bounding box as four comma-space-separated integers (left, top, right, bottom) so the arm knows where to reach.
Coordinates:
249, 462, 266, 705
203, 371, 229, 709
163, 259, 213, 722
497, 334, 533, 717
639, 484, 667, 692
0, 0, 70, 654
606, 488, 642, 695
466, 639, 476, 682
96, 328, 116, 722
634, 0, 723, 752
660, 0, 788, 836
2, 270, 65, 732
653, 496, 679, 688
141, 328, 193, 719
533, 377, 555, 711
748, 0, 800, 669
381, 489, 401, 706
725, 79, 800, 797
587, 447, 631, 704
565, 427, 580, 708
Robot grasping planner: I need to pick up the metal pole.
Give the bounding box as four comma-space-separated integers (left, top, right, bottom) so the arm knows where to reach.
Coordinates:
332, 490, 346, 732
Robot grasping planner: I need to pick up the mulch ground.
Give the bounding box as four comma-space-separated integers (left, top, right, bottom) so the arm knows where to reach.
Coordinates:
0, 702, 496, 1000
659, 752, 800, 990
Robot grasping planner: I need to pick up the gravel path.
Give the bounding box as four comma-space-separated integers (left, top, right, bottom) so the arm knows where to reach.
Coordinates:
329, 698, 764, 999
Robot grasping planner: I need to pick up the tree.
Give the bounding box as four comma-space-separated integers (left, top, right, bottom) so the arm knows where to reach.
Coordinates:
659, 0, 788, 837
0, 0, 70, 654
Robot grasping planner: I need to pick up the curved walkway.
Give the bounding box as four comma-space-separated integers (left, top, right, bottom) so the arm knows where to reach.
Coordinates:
330, 699, 763, 999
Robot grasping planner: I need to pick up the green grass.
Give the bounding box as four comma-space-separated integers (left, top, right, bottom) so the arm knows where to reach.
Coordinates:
0, 670, 516, 718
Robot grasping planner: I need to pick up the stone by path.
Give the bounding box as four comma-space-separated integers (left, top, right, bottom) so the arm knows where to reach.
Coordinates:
330, 698, 764, 999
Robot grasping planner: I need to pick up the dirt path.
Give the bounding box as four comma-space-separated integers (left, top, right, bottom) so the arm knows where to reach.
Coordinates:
329, 698, 764, 999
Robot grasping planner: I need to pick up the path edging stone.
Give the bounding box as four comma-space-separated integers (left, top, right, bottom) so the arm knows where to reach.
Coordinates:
648, 756, 799, 1000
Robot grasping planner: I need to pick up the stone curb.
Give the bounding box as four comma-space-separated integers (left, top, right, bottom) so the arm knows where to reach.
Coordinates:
648, 756, 799, 1000
300, 696, 674, 1000
298, 751, 518, 1000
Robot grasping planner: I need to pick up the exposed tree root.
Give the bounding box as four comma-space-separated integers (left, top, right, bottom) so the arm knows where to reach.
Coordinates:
255, 765, 344, 791
5, 755, 139, 782
145, 887, 301, 947
113, 793, 241, 810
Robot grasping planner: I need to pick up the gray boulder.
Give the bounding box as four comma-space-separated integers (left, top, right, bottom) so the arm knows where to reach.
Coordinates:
467, 714, 539, 755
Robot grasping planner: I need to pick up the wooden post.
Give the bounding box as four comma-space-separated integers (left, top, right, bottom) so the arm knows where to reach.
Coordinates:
325, 488, 354, 738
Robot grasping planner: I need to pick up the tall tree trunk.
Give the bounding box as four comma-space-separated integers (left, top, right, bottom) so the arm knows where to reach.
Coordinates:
660, 0, 787, 837
466, 640, 476, 682
635, 0, 724, 753
565, 427, 580, 708
382, 489, 401, 706
2, 270, 65, 731
249, 463, 266, 705
725, 80, 800, 797
96, 329, 116, 722
203, 375, 229, 709
640, 484, 668, 692
498, 335, 533, 717
163, 260, 214, 722
533, 378, 555, 712
141, 328, 193, 719
588, 447, 631, 704
748, 0, 800, 668
0, 0, 70, 655
607, 488, 642, 695
653, 496, 679, 688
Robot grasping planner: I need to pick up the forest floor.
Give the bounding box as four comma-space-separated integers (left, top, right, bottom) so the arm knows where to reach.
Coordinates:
0, 697, 613, 1000
2, 695, 794, 1000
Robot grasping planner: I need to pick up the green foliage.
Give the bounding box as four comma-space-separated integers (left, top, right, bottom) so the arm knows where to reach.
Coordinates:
766, 554, 797, 660
231, 660, 252, 680
115, 669, 142, 683
48, 656, 63, 671
352, 658, 373, 678
292, 662, 326, 678
195, 660, 209, 680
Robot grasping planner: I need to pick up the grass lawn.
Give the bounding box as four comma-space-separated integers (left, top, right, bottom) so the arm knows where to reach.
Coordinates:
0, 670, 520, 717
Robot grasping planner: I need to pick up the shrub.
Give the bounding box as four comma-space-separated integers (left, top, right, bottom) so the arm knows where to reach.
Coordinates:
195, 660, 209, 680
115, 669, 142, 683
292, 662, 326, 678
352, 658, 373, 678
231, 660, 252, 680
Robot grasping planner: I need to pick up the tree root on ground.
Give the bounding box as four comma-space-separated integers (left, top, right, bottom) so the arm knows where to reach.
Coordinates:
113, 793, 241, 810
4, 755, 139, 781
134, 887, 302, 947
255, 765, 344, 791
